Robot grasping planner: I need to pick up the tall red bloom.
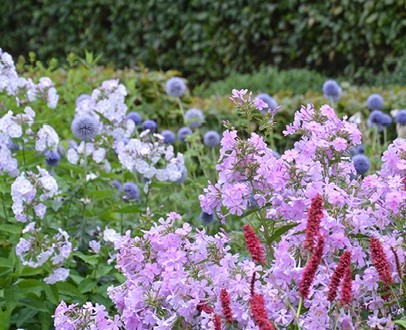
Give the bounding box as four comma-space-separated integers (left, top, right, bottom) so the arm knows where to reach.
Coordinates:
369, 238, 393, 286
197, 301, 214, 314
220, 289, 233, 323
213, 314, 222, 330
250, 294, 276, 330
327, 250, 352, 301
242, 224, 266, 265
391, 245, 403, 280
340, 266, 352, 306
304, 194, 324, 252
299, 235, 325, 299
250, 272, 256, 297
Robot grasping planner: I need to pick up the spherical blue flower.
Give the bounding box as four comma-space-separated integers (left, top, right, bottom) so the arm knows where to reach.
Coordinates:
184, 108, 204, 128
257, 93, 278, 114
161, 130, 176, 144
380, 113, 392, 128
352, 154, 370, 175
122, 182, 140, 202
110, 180, 122, 191
71, 114, 99, 141
368, 110, 384, 126
322, 80, 342, 102
349, 144, 365, 156
178, 127, 192, 142
141, 119, 157, 132
367, 94, 384, 110
203, 131, 221, 147
127, 112, 142, 126
200, 211, 214, 224
76, 94, 91, 105
45, 150, 61, 167
165, 77, 186, 97
395, 109, 406, 124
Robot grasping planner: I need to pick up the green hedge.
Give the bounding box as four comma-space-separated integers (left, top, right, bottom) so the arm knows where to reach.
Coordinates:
2, 0, 406, 83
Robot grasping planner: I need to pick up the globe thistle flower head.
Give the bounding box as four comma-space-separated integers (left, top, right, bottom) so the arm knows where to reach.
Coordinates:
395, 109, 406, 124
127, 112, 142, 126
367, 94, 384, 110
349, 144, 365, 156
256, 93, 278, 114
122, 182, 140, 202
203, 130, 221, 147
71, 114, 99, 142
165, 77, 186, 97
352, 154, 370, 175
110, 179, 122, 191
178, 127, 192, 142
322, 80, 342, 102
184, 108, 204, 128
45, 150, 61, 167
368, 110, 384, 128
141, 119, 157, 132
200, 211, 214, 224
380, 113, 392, 128
161, 130, 176, 144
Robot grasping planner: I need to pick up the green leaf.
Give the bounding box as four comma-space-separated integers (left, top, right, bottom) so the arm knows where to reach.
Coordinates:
0, 224, 21, 235
55, 282, 83, 298
78, 278, 97, 293
17, 279, 43, 294
58, 162, 84, 174
394, 320, 406, 329
269, 223, 299, 243
0, 257, 13, 269
19, 297, 49, 312
73, 252, 98, 266
42, 283, 59, 305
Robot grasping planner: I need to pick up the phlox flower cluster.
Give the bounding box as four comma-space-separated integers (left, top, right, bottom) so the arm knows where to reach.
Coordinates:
11, 166, 59, 222
16, 225, 72, 284
0, 49, 59, 108
67, 140, 111, 173
115, 133, 185, 183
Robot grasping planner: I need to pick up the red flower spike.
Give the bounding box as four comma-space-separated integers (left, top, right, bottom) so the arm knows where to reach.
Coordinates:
197, 301, 214, 314
213, 314, 222, 330
327, 250, 352, 301
242, 224, 266, 265
250, 294, 276, 330
340, 266, 352, 306
391, 245, 404, 280
369, 238, 394, 286
299, 235, 325, 299
250, 272, 256, 297
304, 194, 324, 253
220, 289, 233, 323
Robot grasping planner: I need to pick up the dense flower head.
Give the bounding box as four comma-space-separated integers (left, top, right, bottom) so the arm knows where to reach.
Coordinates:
304, 194, 324, 252
126, 111, 142, 126
36, 124, 59, 152
141, 119, 157, 132
75, 93, 91, 105
122, 182, 140, 202
250, 294, 276, 330
349, 144, 364, 156
367, 93, 384, 110
178, 126, 192, 142
203, 130, 221, 147
352, 154, 370, 175
165, 77, 186, 97
200, 211, 214, 224
340, 266, 352, 306
256, 93, 278, 114
395, 109, 406, 124
160, 129, 176, 144
110, 179, 122, 191
184, 108, 204, 128
322, 80, 342, 101
327, 250, 352, 302
45, 150, 61, 167
243, 224, 266, 265
71, 114, 99, 141
369, 238, 393, 287
380, 113, 392, 127
220, 288, 233, 323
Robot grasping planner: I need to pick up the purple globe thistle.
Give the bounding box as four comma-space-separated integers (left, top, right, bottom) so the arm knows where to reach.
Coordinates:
71, 114, 99, 141
352, 154, 370, 175
45, 150, 61, 167
178, 127, 192, 142
203, 131, 221, 147
200, 211, 214, 224
322, 80, 342, 102
380, 113, 392, 128
395, 109, 406, 124
110, 180, 122, 191
161, 130, 176, 144
368, 110, 384, 128
184, 108, 204, 128
141, 119, 157, 132
367, 94, 384, 110
256, 93, 278, 114
127, 112, 142, 126
349, 144, 365, 156
122, 182, 140, 202
165, 77, 186, 97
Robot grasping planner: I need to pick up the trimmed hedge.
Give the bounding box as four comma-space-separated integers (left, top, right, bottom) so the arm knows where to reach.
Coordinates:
2, 0, 406, 83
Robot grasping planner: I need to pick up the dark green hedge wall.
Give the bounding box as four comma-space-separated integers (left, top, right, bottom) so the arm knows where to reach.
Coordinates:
1, 0, 406, 83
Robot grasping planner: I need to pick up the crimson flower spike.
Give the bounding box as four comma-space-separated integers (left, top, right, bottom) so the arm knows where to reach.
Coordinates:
340, 266, 352, 306
220, 289, 233, 323
327, 250, 352, 302
304, 194, 324, 253
250, 293, 277, 330
213, 314, 222, 330
242, 224, 266, 265
299, 235, 325, 299
369, 238, 394, 287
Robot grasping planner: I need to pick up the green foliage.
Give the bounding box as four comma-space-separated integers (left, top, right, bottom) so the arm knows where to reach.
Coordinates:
2, 1, 406, 83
